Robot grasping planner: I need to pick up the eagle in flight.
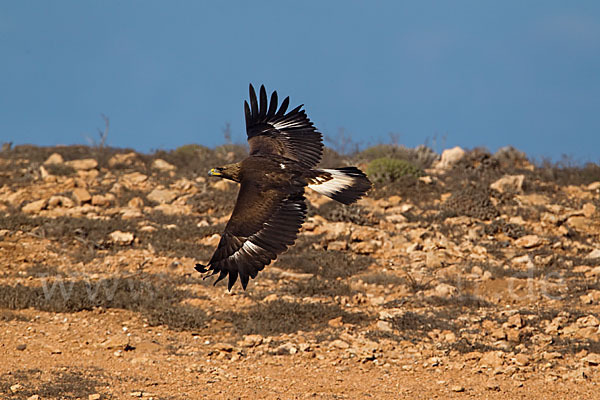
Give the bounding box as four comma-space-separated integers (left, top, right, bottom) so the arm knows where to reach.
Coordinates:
196, 84, 371, 290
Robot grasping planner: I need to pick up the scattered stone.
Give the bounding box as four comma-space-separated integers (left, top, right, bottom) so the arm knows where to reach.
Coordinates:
128, 197, 145, 209
436, 146, 466, 169
432, 283, 458, 298
147, 187, 177, 204
109, 230, 134, 245
327, 240, 348, 251
507, 314, 524, 328
48, 195, 75, 209
515, 234, 542, 248
213, 180, 235, 191
490, 174, 525, 193
91, 193, 115, 207
27, 395, 40, 400
275, 342, 297, 355
514, 353, 530, 366
582, 203, 596, 218
44, 152, 64, 165
10, 384, 23, 393
108, 152, 140, 168
101, 334, 130, 350
16, 343, 26, 351
22, 199, 47, 213
152, 158, 176, 171
239, 334, 263, 348
65, 158, 98, 170
376, 321, 393, 332
583, 353, 600, 366
72, 188, 92, 205
121, 172, 148, 186
479, 351, 504, 368
450, 385, 465, 393
329, 339, 350, 349
586, 249, 600, 259
89, 394, 101, 400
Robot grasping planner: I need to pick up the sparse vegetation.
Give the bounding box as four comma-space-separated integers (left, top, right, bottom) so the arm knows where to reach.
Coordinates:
366, 157, 423, 183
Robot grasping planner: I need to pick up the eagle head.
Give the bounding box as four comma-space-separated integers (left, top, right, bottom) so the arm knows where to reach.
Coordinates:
208, 163, 241, 182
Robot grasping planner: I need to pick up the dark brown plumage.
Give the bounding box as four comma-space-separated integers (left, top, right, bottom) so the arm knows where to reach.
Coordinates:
196, 84, 371, 290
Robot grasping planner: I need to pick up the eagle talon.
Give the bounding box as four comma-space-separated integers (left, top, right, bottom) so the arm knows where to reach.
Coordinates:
194, 264, 209, 273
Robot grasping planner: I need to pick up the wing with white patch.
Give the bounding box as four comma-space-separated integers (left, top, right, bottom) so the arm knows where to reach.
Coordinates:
245, 84, 323, 169
196, 181, 307, 290
308, 167, 372, 205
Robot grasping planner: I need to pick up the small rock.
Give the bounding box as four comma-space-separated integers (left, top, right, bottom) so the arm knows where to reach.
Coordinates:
376, 321, 393, 332
433, 283, 458, 298
436, 146, 466, 169
65, 158, 98, 170
48, 195, 75, 209
479, 351, 504, 368
91, 194, 115, 207
121, 172, 148, 186
109, 230, 134, 245
583, 353, 600, 366
515, 234, 542, 248
108, 152, 140, 168
16, 343, 26, 351
327, 240, 348, 251
213, 180, 235, 191
577, 315, 600, 328
586, 249, 600, 259
10, 383, 23, 393
582, 203, 596, 218
450, 385, 465, 393
27, 395, 40, 400
22, 199, 47, 213
514, 353, 529, 366
44, 153, 64, 165
587, 182, 600, 191
329, 339, 350, 349
328, 317, 344, 327
490, 174, 525, 193
275, 342, 297, 355
89, 394, 101, 400
128, 197, 145, 209
213, 342, 234, 352
507, 314, 524, 328
152, 159, 176, 172
147, 187, 177, 204
486, 382, 501, 391
239, 334, 263, 348
102, 334, 130, 350
72, 188, 92, 205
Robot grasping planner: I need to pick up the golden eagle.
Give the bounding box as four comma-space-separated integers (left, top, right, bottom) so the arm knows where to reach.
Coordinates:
196, 84, 371, 290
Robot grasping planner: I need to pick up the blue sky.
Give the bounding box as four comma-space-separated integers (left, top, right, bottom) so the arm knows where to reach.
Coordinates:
1, 1, 599, 161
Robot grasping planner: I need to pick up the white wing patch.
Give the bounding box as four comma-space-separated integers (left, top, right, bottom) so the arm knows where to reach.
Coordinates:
308, 169, 355, 197
273, 120, 304, 130
227, 239, 263, 261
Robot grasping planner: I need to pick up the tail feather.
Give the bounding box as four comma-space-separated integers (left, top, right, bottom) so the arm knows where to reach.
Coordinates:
308, 167, 371, 205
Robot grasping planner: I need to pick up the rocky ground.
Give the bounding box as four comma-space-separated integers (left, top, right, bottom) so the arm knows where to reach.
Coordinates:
1, 144, 600, 399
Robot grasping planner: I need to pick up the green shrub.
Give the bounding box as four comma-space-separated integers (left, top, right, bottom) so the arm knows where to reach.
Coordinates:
358, 144, 438, 169
366, 157, 423, 183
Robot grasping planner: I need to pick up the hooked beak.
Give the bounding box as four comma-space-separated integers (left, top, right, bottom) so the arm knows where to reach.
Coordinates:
208, 168, 222, 177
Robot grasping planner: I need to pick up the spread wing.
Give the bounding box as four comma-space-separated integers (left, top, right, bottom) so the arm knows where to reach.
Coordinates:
196, 181, 307, 290
245, 84, 323, 169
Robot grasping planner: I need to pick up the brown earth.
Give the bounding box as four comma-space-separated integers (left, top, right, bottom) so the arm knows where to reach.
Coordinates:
1, 144, 600, 399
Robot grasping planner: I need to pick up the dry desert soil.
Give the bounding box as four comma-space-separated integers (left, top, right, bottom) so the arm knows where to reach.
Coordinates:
1, 144, 600, 399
